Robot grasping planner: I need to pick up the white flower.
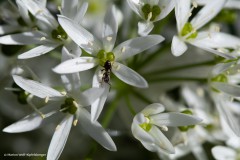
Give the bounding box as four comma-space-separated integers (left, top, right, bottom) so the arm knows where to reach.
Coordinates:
196, 0, 240, 10
53, 5, 165, 121
127, 0, 175, 36
0, 0, 85, 59
131, 103, 202, 154
3, 74, 116, 160
171, 0, 240, 59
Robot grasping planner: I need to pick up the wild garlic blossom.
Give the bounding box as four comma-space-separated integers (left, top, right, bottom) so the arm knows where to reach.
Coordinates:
127, 0, 175, 36
1, 0, 240, 159
3, 74, 116, 160
131, 103, 202, 154
53, 5, 165, 121
171, 0, 240, 59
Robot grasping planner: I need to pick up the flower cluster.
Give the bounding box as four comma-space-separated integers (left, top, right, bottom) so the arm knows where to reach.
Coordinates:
1, 0, 240, 159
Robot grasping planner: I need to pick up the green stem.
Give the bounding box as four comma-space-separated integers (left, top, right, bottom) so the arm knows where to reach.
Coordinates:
148, 77, 207, 83
144, 60, 216, 77
131, 89, 152, 104
124, 95, 136, 116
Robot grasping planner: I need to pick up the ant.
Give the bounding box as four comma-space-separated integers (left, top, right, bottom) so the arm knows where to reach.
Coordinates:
101, 60, 112, 87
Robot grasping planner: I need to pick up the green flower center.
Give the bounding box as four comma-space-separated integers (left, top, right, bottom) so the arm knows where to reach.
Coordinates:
211, 74, 228, 83
178, 109, 195, 132
141, 4, 161, 21
97, 50, 115, 66
181, 22, 198, 40
51, 25, 68, 41
139, 117, 152, 132
60, 97, 78, 114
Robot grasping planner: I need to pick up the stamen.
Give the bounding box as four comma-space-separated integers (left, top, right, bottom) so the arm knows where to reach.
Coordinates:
147, 12, 153, 21
56, 125, 61, 130
45, 96, 49, 103
107, 36, 112, 41
4, 87, 22, 92
40, 37, 46, 41
121, 47, 126, 53
160, 125, 168, 131
60, 91, 67, 95
58, 6, 62, 12
88, 41, 93, 46
73, 101, 78, 108
27, 94, 46, 119
73, 119, 78, 126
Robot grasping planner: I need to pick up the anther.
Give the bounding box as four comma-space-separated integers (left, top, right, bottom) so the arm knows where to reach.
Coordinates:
107, 36, 112, 41
147, 12, 153, 21
45, 96, 49, 103
121, 47, 126, 53
40, 37, 46, 41
73, 119, 78, 126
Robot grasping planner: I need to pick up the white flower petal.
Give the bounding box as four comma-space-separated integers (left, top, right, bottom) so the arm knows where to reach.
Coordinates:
91, 85, 110, 121
211, 62, 236, 76
131, 114, 155, 144
13, 75, 63, 99
192, 31, 240, 49
0, 25, 20, 35
212, 146, 236, 160
175, 0, 191, 32
225, 1, 240, 9
191, 44, 236, 59
138, 21, 154, 36
47, 115, 73, 160
127, 0, 142, 18
171, 35, 188, 56
112, 62, 148, 88
16, 0, 31, 25
149, 126, 175, 154
0, 31, 45, 45
102, 5, 118, 52
114, 35, 165, 61
215, 95, 240, 136
77, 87, 104, 107
58, 15, 101, 55
150, 113, 202, 127
212, 82, 240, 97
156, 0, 175, 21
61, 0, 78, 19
3, 103, 59, 133
74, 2, 88, 24
79, 108, 117, 151
191, 0, 227, 30
53, 57, 98, 74
141, 103, 165, 116
18, 43, 59, 59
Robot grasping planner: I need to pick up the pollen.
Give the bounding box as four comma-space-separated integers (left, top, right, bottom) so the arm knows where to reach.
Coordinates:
107, 36, 112, 41
40, 37, 46, 41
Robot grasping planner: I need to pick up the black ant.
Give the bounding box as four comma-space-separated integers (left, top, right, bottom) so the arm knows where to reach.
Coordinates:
101, 60, 112, 87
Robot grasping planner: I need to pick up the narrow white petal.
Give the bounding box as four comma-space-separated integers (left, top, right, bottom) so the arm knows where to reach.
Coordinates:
0, 25, 20, 35
175, 0, 191, 32
3, 103, 59, 133
138, 21, 154, 36
47, 115, 73, 160
192, 31, 240, 49
150, 113, 202, 127
18, 43, 59, 59
212, 146, 236, 160
58, 15, 101, 55
114, 35, 165, 61
141, 103, 165, 116
79, 108, 117, 151
0, 31, 45, 45
13, 75, 63, 98
127, 0, 143, 18
102, 5, 118, 52
171, 35, 188, 56
61, 47, 81, 91
16, 0, 31, 25
225, 1, 240, 9
156, 0, 175, 21
77, 87, 104, 106
212, 62, 236, 76
112, 62, 148, 88
61, 0, 78, 18
91, 85, 110, 121
149, 126, 175, 154
53, 57, 97, 74
75, 2, 88, 23
191, 0, 227, 30
212, 82, 240, 97
191, 44, 236, 59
